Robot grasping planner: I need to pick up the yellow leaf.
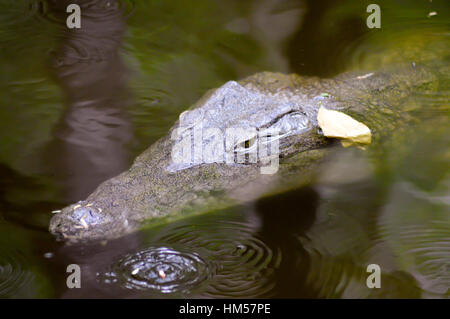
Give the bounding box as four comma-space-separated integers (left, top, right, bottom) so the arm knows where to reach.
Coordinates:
317, 106, 372, 147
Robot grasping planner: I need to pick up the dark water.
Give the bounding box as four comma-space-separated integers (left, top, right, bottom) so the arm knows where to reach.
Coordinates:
0, 0, 449, 298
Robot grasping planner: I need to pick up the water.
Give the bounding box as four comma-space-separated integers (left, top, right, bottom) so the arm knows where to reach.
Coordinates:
0, 0, 448, 298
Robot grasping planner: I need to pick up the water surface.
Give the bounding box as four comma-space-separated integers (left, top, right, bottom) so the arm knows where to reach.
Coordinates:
0, 0, 448, 298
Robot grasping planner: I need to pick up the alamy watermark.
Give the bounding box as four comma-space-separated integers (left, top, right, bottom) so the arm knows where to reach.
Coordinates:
66, 264, 81, 289
66, 4, 81, 29
170, 111, 280, 174
366, 4, 381, 29
366, 264, 381, 288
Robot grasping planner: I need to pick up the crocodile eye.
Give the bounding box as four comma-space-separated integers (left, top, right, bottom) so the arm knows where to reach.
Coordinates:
238, 137, 256, 151
235, 138, 254, 154
245, 137, 256, 149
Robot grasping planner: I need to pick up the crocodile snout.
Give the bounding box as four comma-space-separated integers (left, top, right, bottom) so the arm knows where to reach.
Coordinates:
49, 203, 111, 242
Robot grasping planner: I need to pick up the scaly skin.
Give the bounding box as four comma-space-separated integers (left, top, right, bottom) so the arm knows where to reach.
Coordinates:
49, 63, 438, 243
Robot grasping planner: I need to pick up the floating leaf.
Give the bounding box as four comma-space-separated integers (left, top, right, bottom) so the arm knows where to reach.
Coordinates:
317, 106, 372, 147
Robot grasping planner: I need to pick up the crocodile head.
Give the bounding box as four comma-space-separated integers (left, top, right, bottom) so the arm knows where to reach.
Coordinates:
49, 200, 133, 243
49, 72, 345, 243
167, 79, 329, 173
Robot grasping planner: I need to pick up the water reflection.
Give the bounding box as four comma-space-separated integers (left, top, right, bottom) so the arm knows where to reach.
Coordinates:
87, 187, 317, 298
253, 187, 317, 297
378, 182, 450, 297
0, 163, 64, 230
152, 214, 283, 297
286, 0, 450, 76
45, 0, 134, 202
0, 220, 57, 298
55, 231, 144, 298
287, 0, 367, 77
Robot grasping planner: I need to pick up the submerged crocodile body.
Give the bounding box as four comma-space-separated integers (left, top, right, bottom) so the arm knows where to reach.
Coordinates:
49, 63, 439, 243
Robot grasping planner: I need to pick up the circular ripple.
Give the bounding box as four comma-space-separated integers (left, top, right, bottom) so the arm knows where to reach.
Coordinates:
377, 183, 450, 296
98, 246, 212, 294
0, 249, 33, 298
389, 222, 450, 295
155, 221, 282, 298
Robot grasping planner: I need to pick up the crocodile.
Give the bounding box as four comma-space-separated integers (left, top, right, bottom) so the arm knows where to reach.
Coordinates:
49, 63, 440, 243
